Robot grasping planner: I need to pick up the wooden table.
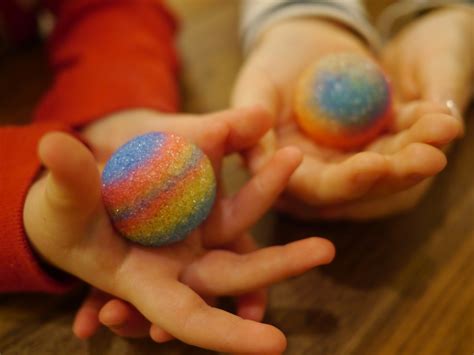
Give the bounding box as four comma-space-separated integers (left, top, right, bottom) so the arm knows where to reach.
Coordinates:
1, 1, 473, 354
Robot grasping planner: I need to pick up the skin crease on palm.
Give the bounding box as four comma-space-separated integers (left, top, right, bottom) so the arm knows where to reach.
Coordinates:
65, 7, 470, 353
232, 12, 469, 220
23, 107, 336, 354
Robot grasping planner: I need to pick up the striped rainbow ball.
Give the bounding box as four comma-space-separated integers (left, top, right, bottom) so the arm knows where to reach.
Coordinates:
294, 53, 392, 150
101, 132, 216, 247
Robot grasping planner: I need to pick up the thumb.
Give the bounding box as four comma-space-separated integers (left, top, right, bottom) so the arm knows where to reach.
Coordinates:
231, 59, 280, 116
232, 62, 280, 172
39, 132, 101, 216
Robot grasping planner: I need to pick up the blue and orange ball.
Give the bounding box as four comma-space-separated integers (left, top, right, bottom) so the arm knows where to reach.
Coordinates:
294, 53, 393, 150
101, 132, 216, 247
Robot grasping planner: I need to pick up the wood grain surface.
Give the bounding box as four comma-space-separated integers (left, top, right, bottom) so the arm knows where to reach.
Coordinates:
1, 1, 473, 354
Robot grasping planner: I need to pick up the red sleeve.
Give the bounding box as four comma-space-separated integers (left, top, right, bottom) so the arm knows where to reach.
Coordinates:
0, 123, 76, 293
35, 0, 180, 126
0, 0, 180, 292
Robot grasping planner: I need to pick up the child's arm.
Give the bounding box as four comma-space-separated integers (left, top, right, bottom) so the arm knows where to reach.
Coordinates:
0, 123, 77, 293
0, 0, 179, 292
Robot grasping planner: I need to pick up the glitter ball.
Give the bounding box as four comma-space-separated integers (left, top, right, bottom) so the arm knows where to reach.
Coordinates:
101, 132, 216, 247
294, 53, 393, 150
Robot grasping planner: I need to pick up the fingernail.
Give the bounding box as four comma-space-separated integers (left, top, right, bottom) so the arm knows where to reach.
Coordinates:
445, 100, 462, 120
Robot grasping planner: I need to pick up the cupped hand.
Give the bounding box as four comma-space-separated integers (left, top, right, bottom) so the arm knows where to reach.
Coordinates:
308, 7, 473, 220
24, 108, 335, 354
72, 231, 276, 343
232, 18, 463, 220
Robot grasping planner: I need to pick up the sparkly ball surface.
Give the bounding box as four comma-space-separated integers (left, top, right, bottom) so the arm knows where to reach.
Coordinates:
101, 132, 216, 247
294, 53, 392, 149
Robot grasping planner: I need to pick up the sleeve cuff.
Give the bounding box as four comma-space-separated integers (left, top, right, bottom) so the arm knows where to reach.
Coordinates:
240, 0, 381, 53
0, 122, 78, 293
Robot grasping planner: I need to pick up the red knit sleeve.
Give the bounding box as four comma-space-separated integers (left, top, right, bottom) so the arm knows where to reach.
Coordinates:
0, 0, 180, 293
35, 0, 180, 126
0, 123, 77, 293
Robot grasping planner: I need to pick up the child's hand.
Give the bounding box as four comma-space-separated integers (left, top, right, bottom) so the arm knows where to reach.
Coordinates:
299, 7, 473, 220
78, 107, 308, 342
72, 226, 280, 342
23, 108, 335, 354
232, 18, 462, 220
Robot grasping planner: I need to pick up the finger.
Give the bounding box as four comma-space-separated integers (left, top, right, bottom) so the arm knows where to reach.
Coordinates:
73, 289, 109, 339
368, 113, 462, 154
169, 107, 273, 174
289, 152, 389, 206
226, 235, 268, 322
389, 100, 451, 132
225, 233, 260, 254
371, 143, 446, 195
99, 299, 152, 338
38, 132, 100, 215
132, 280, 287, 354
203, 147, 302, 247
309, 143, 446, 202
154, 107, 273, 157
181, 237, 335, 295
198, 107, 273, 173
277, 143, 443, 213
231, 60, 281, 174
231, 59, 280, 116
213, 107, 273, 154
149, 295, 217, 343
150, 325, 175, 343
236, 289, 268, 322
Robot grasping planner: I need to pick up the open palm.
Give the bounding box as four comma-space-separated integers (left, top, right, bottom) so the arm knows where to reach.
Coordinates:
24, 108, 335, 353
